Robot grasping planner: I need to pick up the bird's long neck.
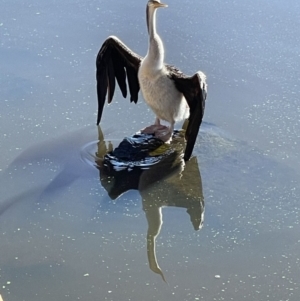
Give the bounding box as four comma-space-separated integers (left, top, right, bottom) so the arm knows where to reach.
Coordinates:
146, 6, 164, 69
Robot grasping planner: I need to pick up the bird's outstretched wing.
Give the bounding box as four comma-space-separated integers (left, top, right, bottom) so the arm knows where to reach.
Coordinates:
96, 36, 143, 125
169, 68, 207, 161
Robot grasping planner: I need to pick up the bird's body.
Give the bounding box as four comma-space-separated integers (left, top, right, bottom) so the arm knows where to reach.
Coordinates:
96, 0, 207, 161
138, 64, 189, 125
138, 0, 189, 138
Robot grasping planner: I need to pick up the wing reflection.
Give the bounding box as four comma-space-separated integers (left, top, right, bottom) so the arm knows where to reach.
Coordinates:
95, 126, 204, 281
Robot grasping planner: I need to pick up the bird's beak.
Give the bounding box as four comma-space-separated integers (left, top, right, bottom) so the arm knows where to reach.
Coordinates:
156, 2, 168, 8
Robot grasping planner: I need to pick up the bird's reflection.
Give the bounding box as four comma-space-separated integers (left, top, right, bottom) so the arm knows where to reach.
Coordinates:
95, 126, 204, 281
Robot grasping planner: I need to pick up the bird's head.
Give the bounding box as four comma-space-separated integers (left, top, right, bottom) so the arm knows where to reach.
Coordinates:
147, 0, 168, 9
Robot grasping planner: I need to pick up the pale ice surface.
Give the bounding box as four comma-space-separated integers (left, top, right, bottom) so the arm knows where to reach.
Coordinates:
1, 0, 300, 300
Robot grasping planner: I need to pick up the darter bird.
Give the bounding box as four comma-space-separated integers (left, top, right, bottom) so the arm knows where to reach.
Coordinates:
96, 0, 207, 161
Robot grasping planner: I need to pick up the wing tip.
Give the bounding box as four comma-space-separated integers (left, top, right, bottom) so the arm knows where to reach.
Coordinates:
196, 71, 208, 100
184, 147, 194, 161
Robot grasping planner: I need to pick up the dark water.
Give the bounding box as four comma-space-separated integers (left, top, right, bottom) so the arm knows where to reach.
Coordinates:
1, 0, 300, 300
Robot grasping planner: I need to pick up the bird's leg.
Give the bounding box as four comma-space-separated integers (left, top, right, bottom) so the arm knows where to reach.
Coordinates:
141, 117, 168, 134
154, 122, 174, 142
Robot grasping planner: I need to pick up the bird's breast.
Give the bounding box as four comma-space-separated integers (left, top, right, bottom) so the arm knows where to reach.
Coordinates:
138, 64, 189, 123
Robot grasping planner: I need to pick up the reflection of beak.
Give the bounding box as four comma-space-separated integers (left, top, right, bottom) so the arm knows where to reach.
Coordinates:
147, 237, 166, 283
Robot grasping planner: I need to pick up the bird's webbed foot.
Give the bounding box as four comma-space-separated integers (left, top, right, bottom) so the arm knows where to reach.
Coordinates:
141, 124, 169, 135
154, 126, 173, 142
140, 125, 173, 143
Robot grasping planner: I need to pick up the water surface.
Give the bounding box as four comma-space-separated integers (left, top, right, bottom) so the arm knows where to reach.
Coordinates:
1, 0, 300, 300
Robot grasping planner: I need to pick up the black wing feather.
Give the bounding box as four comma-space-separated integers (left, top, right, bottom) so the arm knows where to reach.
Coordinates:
170, 69, 207, 161
96, 36, 142, 125
107, 56, 115, 103
125, 66, 140, 103
112, 49, 127, 98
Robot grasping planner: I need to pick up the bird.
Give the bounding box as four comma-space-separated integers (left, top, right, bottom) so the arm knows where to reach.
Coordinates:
96, 0, 207, 161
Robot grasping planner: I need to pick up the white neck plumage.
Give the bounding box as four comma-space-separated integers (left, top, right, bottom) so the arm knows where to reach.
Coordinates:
145, 5, 164, 70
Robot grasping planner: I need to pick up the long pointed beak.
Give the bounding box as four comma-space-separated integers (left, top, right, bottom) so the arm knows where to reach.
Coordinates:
157, 2, 168, 8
